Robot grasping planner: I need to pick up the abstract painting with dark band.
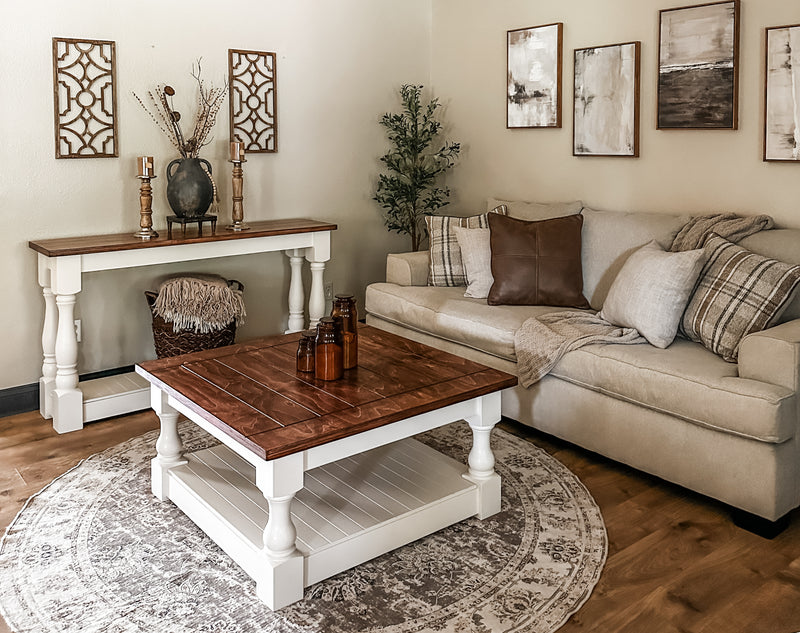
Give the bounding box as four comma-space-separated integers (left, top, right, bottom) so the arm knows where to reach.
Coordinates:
657, 1, 739, 129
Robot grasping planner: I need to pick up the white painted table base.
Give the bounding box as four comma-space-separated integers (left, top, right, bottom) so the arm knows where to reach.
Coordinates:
149, 387, 502, 611
35, 229, 331, 434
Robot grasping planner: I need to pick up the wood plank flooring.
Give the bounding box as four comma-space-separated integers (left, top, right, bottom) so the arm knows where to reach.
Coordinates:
1, 410, 800, 632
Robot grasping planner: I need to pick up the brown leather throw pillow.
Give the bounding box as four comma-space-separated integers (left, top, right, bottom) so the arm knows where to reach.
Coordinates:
487, 213, 590, 308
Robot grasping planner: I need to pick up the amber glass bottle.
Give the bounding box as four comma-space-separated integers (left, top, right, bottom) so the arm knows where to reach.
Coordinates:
296, 329, 316, 373
314, 317, 344, 380
331, 293, 358, 369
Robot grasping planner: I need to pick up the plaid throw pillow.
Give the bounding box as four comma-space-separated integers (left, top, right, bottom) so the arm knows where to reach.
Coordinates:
681, 233, 800, 361
426, 205, 507, 287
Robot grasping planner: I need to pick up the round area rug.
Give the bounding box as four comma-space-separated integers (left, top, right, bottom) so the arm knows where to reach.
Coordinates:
0, 422, 606, 633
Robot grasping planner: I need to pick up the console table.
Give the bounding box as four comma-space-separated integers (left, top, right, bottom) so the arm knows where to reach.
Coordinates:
29, 218, 336, 434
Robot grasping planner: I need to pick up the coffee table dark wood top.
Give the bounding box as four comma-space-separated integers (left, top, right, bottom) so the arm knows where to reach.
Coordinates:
136, 325, 517, 461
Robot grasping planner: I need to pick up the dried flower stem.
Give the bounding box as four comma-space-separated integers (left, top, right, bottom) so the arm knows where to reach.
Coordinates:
133, 60, 227, 158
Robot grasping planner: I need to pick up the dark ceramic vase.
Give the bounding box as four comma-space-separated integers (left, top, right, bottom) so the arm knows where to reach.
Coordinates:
165, 157, 214, 218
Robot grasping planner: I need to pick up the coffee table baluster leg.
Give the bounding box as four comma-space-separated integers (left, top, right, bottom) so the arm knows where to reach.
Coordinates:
255, 454, 305, 610
464, 392, 502, 519
150, 388, 187, 502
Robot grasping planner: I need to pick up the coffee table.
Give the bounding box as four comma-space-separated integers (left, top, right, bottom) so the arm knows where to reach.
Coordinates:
135, 325, 517, 610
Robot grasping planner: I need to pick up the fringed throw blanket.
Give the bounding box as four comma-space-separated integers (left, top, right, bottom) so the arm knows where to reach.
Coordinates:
153, 274, 246, 334
669, 212, 773, 252
515, 311, 644, 388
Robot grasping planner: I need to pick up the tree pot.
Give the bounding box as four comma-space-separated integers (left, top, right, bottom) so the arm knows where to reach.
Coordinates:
166, 157, 214, 218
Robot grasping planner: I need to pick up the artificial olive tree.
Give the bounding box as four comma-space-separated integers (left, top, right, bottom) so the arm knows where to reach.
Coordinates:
374, 84, 460, 251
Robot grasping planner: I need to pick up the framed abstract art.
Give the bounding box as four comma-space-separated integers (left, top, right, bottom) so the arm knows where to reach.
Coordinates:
764, 24, 800, 162
573, 41, 640, 157
507, 23, 563, 128
657, 1, 739, 129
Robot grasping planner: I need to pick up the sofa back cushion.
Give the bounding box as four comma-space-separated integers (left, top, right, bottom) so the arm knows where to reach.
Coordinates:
486, 198, 583, 220
581, 207, 689, 310
738, 229, 800, 323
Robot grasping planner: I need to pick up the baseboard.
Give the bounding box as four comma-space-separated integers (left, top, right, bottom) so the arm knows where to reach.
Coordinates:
0, 366, 136, 419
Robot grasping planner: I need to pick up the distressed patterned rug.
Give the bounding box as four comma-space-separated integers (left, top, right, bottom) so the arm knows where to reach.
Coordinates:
0, 422, 606, 633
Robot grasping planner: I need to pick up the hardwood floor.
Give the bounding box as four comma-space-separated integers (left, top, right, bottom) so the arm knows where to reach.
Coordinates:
1, 411, 799, 632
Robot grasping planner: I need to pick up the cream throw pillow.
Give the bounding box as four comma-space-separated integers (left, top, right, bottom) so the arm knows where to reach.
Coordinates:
453, 227, 493, 298
599, 240, 706, 348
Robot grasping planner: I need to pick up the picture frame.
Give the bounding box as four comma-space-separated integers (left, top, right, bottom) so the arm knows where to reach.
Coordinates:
657, 0, 739, 129
573, 41, 641, 157
228, 48, 278, 153
764, 24, 800, 162
507, 23, 563, 128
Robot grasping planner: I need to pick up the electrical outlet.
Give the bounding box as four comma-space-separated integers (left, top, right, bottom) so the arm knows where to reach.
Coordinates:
324, 282, 333, 301
74, 319, 81, 343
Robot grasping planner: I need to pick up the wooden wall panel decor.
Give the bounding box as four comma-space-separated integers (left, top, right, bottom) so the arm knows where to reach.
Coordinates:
228, 49, 277, 153
52, 37, 118, 158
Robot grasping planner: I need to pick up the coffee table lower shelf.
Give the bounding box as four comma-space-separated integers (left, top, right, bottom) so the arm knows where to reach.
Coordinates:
166, 436, 481, 592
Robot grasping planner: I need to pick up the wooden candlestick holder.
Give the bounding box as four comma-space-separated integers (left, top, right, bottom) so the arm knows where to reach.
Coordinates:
226, 158, 250, 231
134, 175, 159, 239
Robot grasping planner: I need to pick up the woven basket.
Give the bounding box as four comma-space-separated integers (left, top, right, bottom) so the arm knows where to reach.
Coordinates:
145, 280, 243, 359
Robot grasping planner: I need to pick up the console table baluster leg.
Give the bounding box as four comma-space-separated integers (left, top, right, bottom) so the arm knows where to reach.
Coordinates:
150, 389, 186, 502
40, 285, 57, 419
52, 293, 83, 433
308, 262, 326, 329
285, 249, 305, 333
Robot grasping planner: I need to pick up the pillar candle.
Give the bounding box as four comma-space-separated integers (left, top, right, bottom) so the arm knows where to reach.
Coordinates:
230, 141, 244, 161
137, 156, 154, 177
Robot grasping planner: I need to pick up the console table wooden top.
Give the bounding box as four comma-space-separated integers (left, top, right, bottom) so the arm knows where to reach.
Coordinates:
28, 218, 337, 258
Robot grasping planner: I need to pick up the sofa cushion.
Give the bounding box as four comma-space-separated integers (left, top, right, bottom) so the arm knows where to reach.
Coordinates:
681, 234, 800, 362
581, 207, 689, 310
738, 229, 800, 323
599, 241, 706, 348
488, 213, 590, 308
453, 227, 493, 298
365, 282, 574, 360
426, 206, 506, 287
486, 197, 583, 220
551, 338, 796, 443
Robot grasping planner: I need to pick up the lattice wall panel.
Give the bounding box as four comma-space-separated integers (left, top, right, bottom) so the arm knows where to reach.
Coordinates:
228, 49, 277, 153
52, 37, 118, 159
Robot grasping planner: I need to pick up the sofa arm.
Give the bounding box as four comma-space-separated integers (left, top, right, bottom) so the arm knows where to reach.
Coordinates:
738, 319, 800, 391
386, 251, 429, 286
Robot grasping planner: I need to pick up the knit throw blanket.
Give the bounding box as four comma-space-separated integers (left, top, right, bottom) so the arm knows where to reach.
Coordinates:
515, 311, 644, 388
513, 212, 774, 387
153, 274, 246, 334
669, 212, 773, 251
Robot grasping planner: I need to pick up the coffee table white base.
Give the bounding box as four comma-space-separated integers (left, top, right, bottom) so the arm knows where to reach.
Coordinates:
149, 387, 502, 610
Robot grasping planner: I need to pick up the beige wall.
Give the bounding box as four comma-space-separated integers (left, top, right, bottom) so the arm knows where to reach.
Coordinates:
431, 0, 800, 222
2, 1, 430, 390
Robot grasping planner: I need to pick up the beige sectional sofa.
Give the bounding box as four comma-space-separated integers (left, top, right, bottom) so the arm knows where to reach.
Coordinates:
365, 204, 800, 533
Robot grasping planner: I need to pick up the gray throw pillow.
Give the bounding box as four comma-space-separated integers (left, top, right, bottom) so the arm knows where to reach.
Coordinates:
599, 240, 706, 348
